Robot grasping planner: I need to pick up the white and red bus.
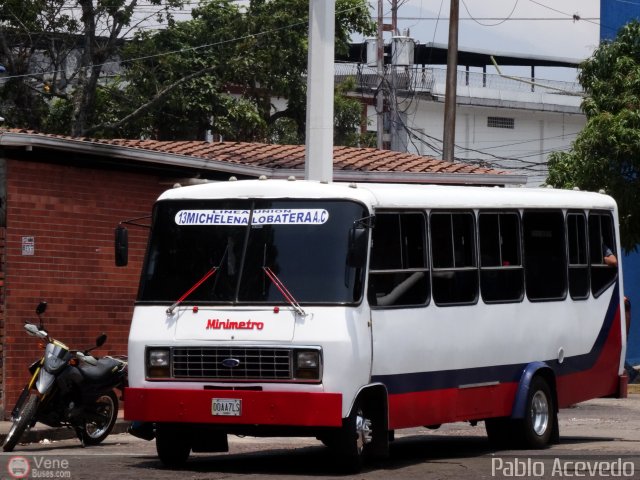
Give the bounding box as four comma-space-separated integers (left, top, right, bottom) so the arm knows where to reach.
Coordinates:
120, 179, 627, 471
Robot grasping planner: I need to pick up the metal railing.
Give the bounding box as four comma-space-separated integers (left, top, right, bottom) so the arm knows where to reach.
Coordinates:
335, 63, 583, 96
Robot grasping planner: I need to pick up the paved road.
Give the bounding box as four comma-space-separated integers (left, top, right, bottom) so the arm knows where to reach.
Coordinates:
1, 396, 639, 479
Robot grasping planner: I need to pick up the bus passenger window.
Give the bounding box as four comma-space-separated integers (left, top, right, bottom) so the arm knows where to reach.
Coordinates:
567, 212, 589, 299
589, 212, 618, 297
430, 212, 478, 306
368, 212, 429, 308
523, 210, 567, 301
479, 212, 524, 303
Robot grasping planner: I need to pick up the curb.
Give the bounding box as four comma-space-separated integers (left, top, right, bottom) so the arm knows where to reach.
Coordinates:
629, 383, 640, 395
0, 420, 131, 446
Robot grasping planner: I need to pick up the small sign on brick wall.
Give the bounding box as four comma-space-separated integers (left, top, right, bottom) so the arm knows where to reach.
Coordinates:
21, 236, 35, 256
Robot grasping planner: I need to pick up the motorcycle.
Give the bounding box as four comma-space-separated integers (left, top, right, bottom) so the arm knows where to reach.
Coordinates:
3, 301, 128, 452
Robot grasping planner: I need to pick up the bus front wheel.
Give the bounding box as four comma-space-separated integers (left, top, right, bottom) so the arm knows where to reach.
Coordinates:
485, 417, 513, 448
336, 399, 373, 473
156, 423, 191, 468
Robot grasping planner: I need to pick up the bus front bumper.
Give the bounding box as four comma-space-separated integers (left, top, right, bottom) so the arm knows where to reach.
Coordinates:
124, 387, 343, 427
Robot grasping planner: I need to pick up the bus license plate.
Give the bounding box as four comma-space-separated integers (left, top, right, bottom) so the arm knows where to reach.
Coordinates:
212, 398, 241, 416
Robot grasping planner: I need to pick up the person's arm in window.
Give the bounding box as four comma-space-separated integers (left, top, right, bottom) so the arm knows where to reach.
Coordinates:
603, 245, 618, 267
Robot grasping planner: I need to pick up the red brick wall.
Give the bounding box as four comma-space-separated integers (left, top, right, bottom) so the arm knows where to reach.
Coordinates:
0, 227, 6, 405
1, 158, 167, 416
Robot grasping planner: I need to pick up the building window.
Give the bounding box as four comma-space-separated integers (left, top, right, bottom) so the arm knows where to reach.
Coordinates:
567, 212, 589, 300
523, 210, 567, 301
479, 212, 524, 303
589, 212, 618, 297
487, 116, 515, 129
368, 212, 430, 307
430, 211, 478, 305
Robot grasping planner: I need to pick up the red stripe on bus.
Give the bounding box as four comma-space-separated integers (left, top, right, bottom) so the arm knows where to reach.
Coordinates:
387, 383, 519, 429
124, 388, 343, 427
555, 308, 623, 407
386, 309, 623, 429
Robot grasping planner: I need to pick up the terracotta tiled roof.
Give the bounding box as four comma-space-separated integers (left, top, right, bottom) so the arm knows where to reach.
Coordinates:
104, 139, 507, 175
1, 129, 522, 184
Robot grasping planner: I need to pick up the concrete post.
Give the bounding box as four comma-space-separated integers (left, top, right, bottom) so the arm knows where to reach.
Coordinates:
305, 0, 335, 182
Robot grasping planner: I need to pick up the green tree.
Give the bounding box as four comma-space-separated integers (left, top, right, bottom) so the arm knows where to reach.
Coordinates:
546, 20, 640, 251
89, 0, 375, 141
0, 0, 184, 135
334, 77, 375, 147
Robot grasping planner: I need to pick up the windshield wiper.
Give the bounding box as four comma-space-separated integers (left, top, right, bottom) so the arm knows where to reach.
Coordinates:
166, 266, 218, 315
262, 267, 306, 316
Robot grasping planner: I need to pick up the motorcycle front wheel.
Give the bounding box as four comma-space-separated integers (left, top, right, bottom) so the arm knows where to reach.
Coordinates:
3, 393, 39, 452
83, 390, 118, 446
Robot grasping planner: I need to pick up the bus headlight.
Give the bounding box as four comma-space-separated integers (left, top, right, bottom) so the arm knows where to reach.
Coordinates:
294, 350, 321, 381
147, 348, 171, 378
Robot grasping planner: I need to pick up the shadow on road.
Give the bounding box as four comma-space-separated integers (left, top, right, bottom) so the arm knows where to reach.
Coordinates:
127, 433, 585, 476
554, 435, 618, 445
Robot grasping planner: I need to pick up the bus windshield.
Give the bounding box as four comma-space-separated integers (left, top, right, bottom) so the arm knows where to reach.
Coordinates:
138, 199, 368, 305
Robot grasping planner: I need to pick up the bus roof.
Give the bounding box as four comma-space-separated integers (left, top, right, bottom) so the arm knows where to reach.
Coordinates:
158, 179, 617, 211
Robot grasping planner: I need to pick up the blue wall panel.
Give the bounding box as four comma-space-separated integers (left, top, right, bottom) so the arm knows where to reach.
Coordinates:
601, 0, 640, 41
623, 252, 640, 364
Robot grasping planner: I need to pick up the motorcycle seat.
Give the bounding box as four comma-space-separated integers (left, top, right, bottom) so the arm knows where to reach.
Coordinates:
79, 357, 123, 382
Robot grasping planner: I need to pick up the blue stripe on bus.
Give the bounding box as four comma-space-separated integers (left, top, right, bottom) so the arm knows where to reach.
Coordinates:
371, 283, 620, 395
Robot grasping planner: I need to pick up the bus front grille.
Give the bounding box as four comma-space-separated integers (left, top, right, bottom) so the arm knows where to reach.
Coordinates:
172, 347, 293, 380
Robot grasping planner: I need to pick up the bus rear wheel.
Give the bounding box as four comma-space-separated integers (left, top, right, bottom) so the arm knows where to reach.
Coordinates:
517, 376, 556, 449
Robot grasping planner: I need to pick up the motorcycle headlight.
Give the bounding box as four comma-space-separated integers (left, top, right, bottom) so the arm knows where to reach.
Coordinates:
293, 350, 321, 381
146, 348, 171, 378
43, 343, 69, 374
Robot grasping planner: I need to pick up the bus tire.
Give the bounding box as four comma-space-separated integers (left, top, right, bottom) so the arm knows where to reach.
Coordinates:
336, 398, 373, 473
518, 376, 555, 449
485, 417, 513, 449
156, 424, 191, 468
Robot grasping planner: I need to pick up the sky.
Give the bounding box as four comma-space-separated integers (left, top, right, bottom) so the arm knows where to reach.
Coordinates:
374, 0, 601, 81
390, 0, 600, 59
163, 1, 601, 61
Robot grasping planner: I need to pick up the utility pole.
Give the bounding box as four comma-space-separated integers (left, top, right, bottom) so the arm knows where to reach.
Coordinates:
389, 0, 399, 152
305, 0, 335, 182
391, 0, 398, 33
376, 0, 384, 150
442, 0, 459, 162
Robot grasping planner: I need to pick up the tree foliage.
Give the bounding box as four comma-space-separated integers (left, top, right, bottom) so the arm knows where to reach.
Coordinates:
546, 20, 640, 251
1, 0, 374, 143
0, 0, 184, 136
90, 0, 375, 143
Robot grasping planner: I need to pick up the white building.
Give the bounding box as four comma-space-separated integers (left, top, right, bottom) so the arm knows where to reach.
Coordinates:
337, 42, 586, 186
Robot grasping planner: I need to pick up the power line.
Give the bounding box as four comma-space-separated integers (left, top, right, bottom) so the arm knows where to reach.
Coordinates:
0, 4, 357, 81
461, 0, 520, 27
392, 16, 599, 21
527, 0, 600, 27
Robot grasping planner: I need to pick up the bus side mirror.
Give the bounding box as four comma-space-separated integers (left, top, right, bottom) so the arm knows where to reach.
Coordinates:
115, 225, 129, 267
347, 226, 368, 268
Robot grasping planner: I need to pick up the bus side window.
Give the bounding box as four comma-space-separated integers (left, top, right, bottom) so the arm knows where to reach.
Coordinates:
589, 212, 618, 297
479, 212, 524, 303
368, 212, 430, 308
523, 210, 567, 301
430, 211, 478, 306
567, 212, 589, 299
